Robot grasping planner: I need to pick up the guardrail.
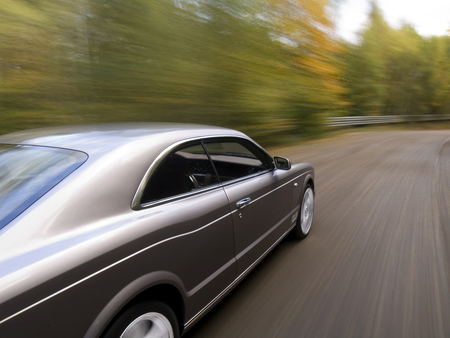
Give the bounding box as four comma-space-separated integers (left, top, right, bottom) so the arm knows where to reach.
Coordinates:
326, 114, 450, 127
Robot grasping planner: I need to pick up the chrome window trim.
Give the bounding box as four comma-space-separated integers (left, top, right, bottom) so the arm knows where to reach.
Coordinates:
131, 135, 274, 210
139, 183, 223, 209
213, 169, 271, 188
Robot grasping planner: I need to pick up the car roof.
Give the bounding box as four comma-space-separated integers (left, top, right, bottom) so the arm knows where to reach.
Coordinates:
0, 123, 244, 155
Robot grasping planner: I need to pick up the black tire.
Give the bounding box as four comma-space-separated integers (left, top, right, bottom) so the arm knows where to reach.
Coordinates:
102, 301, 180, 338
293, 184, 314, 239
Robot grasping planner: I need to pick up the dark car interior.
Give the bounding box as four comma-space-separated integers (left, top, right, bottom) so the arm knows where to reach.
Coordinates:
141, 139, 272, 205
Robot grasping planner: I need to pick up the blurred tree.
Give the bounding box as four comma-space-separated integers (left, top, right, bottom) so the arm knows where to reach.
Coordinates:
2, 0, 449, 139
342, 1, 450, 116
0, 0, 346, 141
343, 0, 390, 115
272, 0, 347, 132
385, 24, 427, 115
427, 36, 450, 114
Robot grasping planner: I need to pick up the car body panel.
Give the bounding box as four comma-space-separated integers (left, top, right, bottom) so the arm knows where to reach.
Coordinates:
223, 169, 295, 274
0, 123, 314, 337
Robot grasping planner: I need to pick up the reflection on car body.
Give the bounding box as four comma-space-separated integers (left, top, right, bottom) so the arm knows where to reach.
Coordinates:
0, 123, 314, 337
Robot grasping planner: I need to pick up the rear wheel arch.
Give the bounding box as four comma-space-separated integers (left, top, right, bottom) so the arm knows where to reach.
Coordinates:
136, 284, 185, 334
101, 300, 180, 338
85, 272, 186, 338
99, 284, 185, 338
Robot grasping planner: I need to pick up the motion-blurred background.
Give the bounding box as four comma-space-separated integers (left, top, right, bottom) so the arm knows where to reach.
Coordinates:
1, 0, 449, 143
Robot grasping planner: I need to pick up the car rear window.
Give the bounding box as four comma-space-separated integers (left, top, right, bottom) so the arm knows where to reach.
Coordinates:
0, 144, 88, 230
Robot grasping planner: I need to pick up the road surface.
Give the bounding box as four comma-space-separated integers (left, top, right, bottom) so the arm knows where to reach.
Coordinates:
184, 130, 450, 338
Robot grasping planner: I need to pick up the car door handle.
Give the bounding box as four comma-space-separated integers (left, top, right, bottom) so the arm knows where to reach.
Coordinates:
236, 197, 251, 209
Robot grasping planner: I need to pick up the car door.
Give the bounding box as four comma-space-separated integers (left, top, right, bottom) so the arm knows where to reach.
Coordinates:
203, 138, 295, 275
135, 140, 236, 321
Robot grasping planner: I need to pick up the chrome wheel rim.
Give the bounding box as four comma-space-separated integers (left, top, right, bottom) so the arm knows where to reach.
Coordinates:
301, 188, 314, 234
120, 312, 174, 338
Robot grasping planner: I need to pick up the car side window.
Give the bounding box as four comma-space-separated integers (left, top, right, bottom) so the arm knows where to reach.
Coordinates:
141, 142, 219, 204
203, 138, 272, 182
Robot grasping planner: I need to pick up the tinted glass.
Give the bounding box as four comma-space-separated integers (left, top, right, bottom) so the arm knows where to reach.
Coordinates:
0, 145, 88, 229
203, 138, 272, 182
141, 142, 219, 204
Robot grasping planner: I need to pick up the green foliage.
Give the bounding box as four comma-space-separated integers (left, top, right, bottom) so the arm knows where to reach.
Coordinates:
342, 1, 450, 116
1, 0, 448, 141
0, 0, 343, 140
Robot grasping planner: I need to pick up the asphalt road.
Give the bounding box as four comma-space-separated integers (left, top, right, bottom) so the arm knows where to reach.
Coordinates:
184, 130, 450, 338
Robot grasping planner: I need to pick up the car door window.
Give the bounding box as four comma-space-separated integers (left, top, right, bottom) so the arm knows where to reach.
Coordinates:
141, 142, 219, 204
203, 138, 272, 183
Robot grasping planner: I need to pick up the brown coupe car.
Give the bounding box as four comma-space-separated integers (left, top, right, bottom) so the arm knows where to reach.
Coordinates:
0, 123, 314, 337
